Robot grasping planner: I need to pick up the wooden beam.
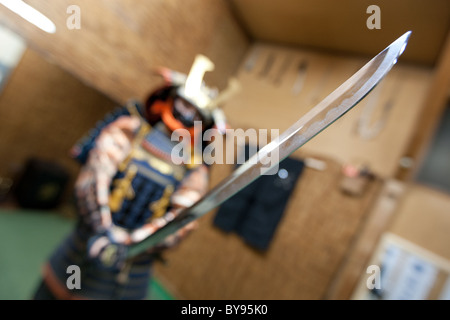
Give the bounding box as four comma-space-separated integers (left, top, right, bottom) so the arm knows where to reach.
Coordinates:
324, 179, 406, 299
395, 31, 450, 181
229, 0, 450, 67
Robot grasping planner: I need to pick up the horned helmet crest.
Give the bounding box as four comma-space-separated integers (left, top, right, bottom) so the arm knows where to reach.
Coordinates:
155, 54, 240, 134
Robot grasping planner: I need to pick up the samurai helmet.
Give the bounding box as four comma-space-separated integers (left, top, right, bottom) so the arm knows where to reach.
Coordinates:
155, 54, 240, 133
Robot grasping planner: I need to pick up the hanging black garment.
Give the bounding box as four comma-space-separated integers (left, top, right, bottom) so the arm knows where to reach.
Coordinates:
213, 144, 305, 251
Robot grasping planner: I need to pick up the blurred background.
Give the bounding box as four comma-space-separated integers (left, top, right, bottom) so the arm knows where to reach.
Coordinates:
0, 0, 449, 300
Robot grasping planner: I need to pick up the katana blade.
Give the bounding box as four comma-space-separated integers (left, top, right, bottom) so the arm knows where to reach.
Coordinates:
127, 31, 411, 257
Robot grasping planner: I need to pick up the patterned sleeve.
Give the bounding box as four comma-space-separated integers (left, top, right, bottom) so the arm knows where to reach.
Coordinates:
70, 102, 144, 165
74, 115, 141, 234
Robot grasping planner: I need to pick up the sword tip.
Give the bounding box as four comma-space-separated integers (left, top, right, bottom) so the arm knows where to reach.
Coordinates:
397, 31, 412, 56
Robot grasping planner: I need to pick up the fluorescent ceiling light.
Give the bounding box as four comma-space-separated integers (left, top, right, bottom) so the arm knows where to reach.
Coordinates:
0, 0, 56, 34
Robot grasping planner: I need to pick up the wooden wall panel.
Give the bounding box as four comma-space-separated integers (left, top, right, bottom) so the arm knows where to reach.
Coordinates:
0, 48, 118, 199
0, 0, 249, 104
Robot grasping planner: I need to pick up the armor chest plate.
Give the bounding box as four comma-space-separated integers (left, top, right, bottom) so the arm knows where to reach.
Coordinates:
109, 123, 186, 229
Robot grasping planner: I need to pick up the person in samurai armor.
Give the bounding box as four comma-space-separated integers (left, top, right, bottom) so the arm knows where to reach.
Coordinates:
32, 55, 239, 300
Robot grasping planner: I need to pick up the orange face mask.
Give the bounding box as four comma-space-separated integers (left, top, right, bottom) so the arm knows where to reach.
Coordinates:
149, 99, 201, 145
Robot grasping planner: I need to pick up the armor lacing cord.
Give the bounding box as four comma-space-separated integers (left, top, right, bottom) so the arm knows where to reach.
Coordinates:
116, 260, 132, 285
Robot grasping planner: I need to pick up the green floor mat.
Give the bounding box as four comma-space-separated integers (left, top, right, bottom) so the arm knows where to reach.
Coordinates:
0, 209, 175, 300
